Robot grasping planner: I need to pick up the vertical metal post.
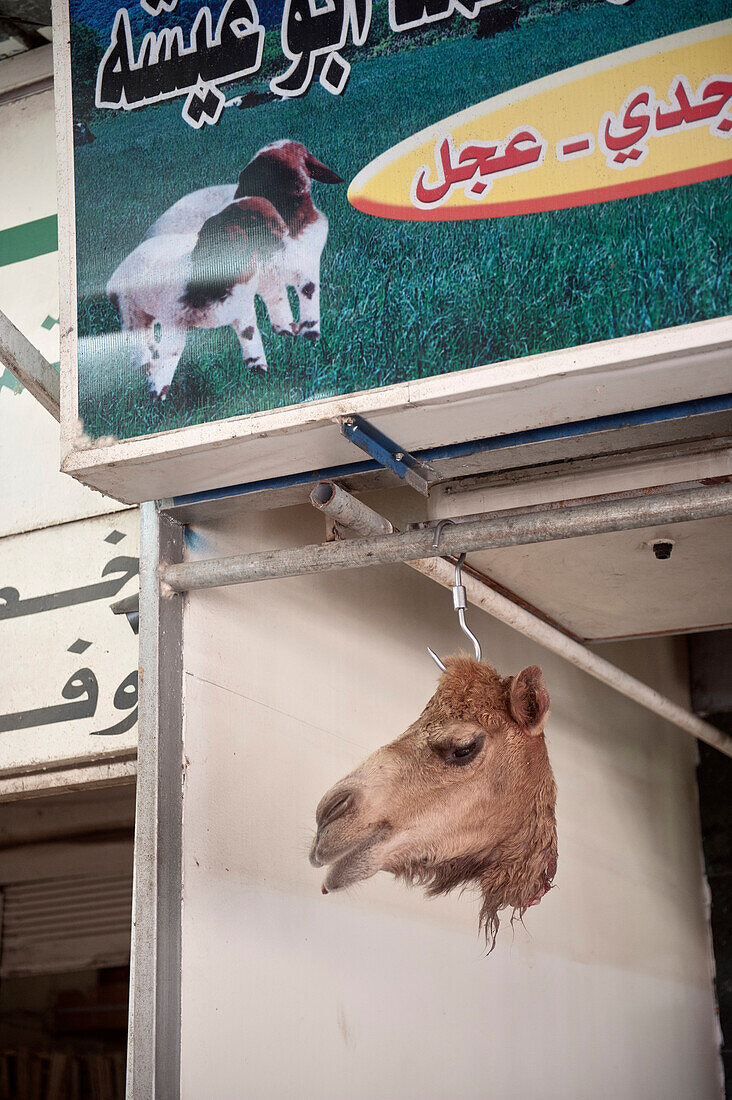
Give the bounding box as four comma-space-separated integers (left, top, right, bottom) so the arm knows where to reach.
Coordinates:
127, 503, 184, 1099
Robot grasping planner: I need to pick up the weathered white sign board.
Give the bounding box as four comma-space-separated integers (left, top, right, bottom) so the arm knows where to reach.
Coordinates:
0, 509, 139, 773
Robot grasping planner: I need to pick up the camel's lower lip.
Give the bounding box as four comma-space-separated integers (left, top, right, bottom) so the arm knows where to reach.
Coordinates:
312, 823, 393, 890
322, 849, 365, 892
309, 827, 360, 869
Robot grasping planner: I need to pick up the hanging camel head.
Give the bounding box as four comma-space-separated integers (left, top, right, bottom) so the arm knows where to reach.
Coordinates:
310, 657, 557, 944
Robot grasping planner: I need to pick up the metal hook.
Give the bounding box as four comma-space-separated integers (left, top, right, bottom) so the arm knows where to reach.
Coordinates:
427, 552, 482, 671
432, 518, 454, 550
453, 554, 482, 662
427, 647, 447, 672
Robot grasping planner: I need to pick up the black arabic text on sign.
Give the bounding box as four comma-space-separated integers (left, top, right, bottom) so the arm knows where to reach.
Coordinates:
0, 668, 99, 734
0, 557, 139, 621
0, 669, 139, 737
92, 671, 139, 737
0, 530, 139, 741
96, 0, 264, 127
94, 0, 632, 127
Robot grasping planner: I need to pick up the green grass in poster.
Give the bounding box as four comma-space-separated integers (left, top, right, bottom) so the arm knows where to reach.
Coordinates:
73, 0, 732, 441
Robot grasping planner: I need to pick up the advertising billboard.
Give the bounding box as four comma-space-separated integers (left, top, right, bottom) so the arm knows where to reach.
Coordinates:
56, 0, 731, 497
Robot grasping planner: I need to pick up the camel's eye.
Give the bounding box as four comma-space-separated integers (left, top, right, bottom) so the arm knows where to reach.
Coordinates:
440, 733, 485, 766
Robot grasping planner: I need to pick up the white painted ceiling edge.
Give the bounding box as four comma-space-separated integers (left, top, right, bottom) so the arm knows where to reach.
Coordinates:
427, 445, 732, 638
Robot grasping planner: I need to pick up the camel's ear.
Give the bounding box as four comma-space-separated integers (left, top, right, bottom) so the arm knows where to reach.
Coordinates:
509, 666, 550, 736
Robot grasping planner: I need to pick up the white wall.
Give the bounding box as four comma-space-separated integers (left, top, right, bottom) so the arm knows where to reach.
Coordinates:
180, 492, 721, 1100
0, 81, 123, 536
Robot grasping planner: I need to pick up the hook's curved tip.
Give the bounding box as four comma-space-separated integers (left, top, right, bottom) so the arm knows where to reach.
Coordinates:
456, 608, 482, 663
427, 647, 447, 673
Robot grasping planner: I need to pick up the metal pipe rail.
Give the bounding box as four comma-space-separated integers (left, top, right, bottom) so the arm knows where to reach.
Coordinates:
0, 306, 60, 420
310, 480, 394, 536
309, 483, 732, 759
163, 481, 732, 594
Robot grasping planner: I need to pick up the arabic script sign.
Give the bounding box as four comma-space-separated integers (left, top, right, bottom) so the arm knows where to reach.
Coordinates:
64, 2, 731, 447
0, 511, 139, 773
350, 24, 732, 218
93, 0, 630, 128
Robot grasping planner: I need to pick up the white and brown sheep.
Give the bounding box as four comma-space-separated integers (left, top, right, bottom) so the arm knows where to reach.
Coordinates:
106, 141, 342, 400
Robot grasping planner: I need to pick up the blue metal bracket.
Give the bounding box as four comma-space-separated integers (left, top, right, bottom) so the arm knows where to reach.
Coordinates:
339, 415, 437, 496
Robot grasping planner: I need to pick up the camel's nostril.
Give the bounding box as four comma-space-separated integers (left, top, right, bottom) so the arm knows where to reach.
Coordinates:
316, 791, 353, 831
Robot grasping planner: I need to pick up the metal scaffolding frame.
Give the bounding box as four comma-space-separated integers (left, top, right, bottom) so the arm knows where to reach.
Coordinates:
308, 481, 732, 758
131, 470, 732, 1094
158, 479, 732, 758
163, 480, 732, 593
127, 506, 184, 1100
126, 458, 732, 1100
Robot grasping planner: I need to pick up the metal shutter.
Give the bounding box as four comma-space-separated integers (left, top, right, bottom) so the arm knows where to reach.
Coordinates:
0, 839, 133, 977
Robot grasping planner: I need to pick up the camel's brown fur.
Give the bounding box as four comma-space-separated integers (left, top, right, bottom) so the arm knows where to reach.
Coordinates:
310, 657, 557, 946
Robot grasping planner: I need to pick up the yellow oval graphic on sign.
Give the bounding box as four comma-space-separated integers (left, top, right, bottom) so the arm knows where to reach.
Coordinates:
348, 20, 732, 221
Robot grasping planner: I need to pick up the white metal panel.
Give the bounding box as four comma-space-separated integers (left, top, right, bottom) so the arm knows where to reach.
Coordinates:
177, 496, 721, 1100
438, 518, 731, 641
0, 509, 140, 774
0, 759, 137, 801
0, 80, 140, 788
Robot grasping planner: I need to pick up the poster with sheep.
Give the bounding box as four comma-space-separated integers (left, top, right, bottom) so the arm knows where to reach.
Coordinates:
64, 0, 731, 442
